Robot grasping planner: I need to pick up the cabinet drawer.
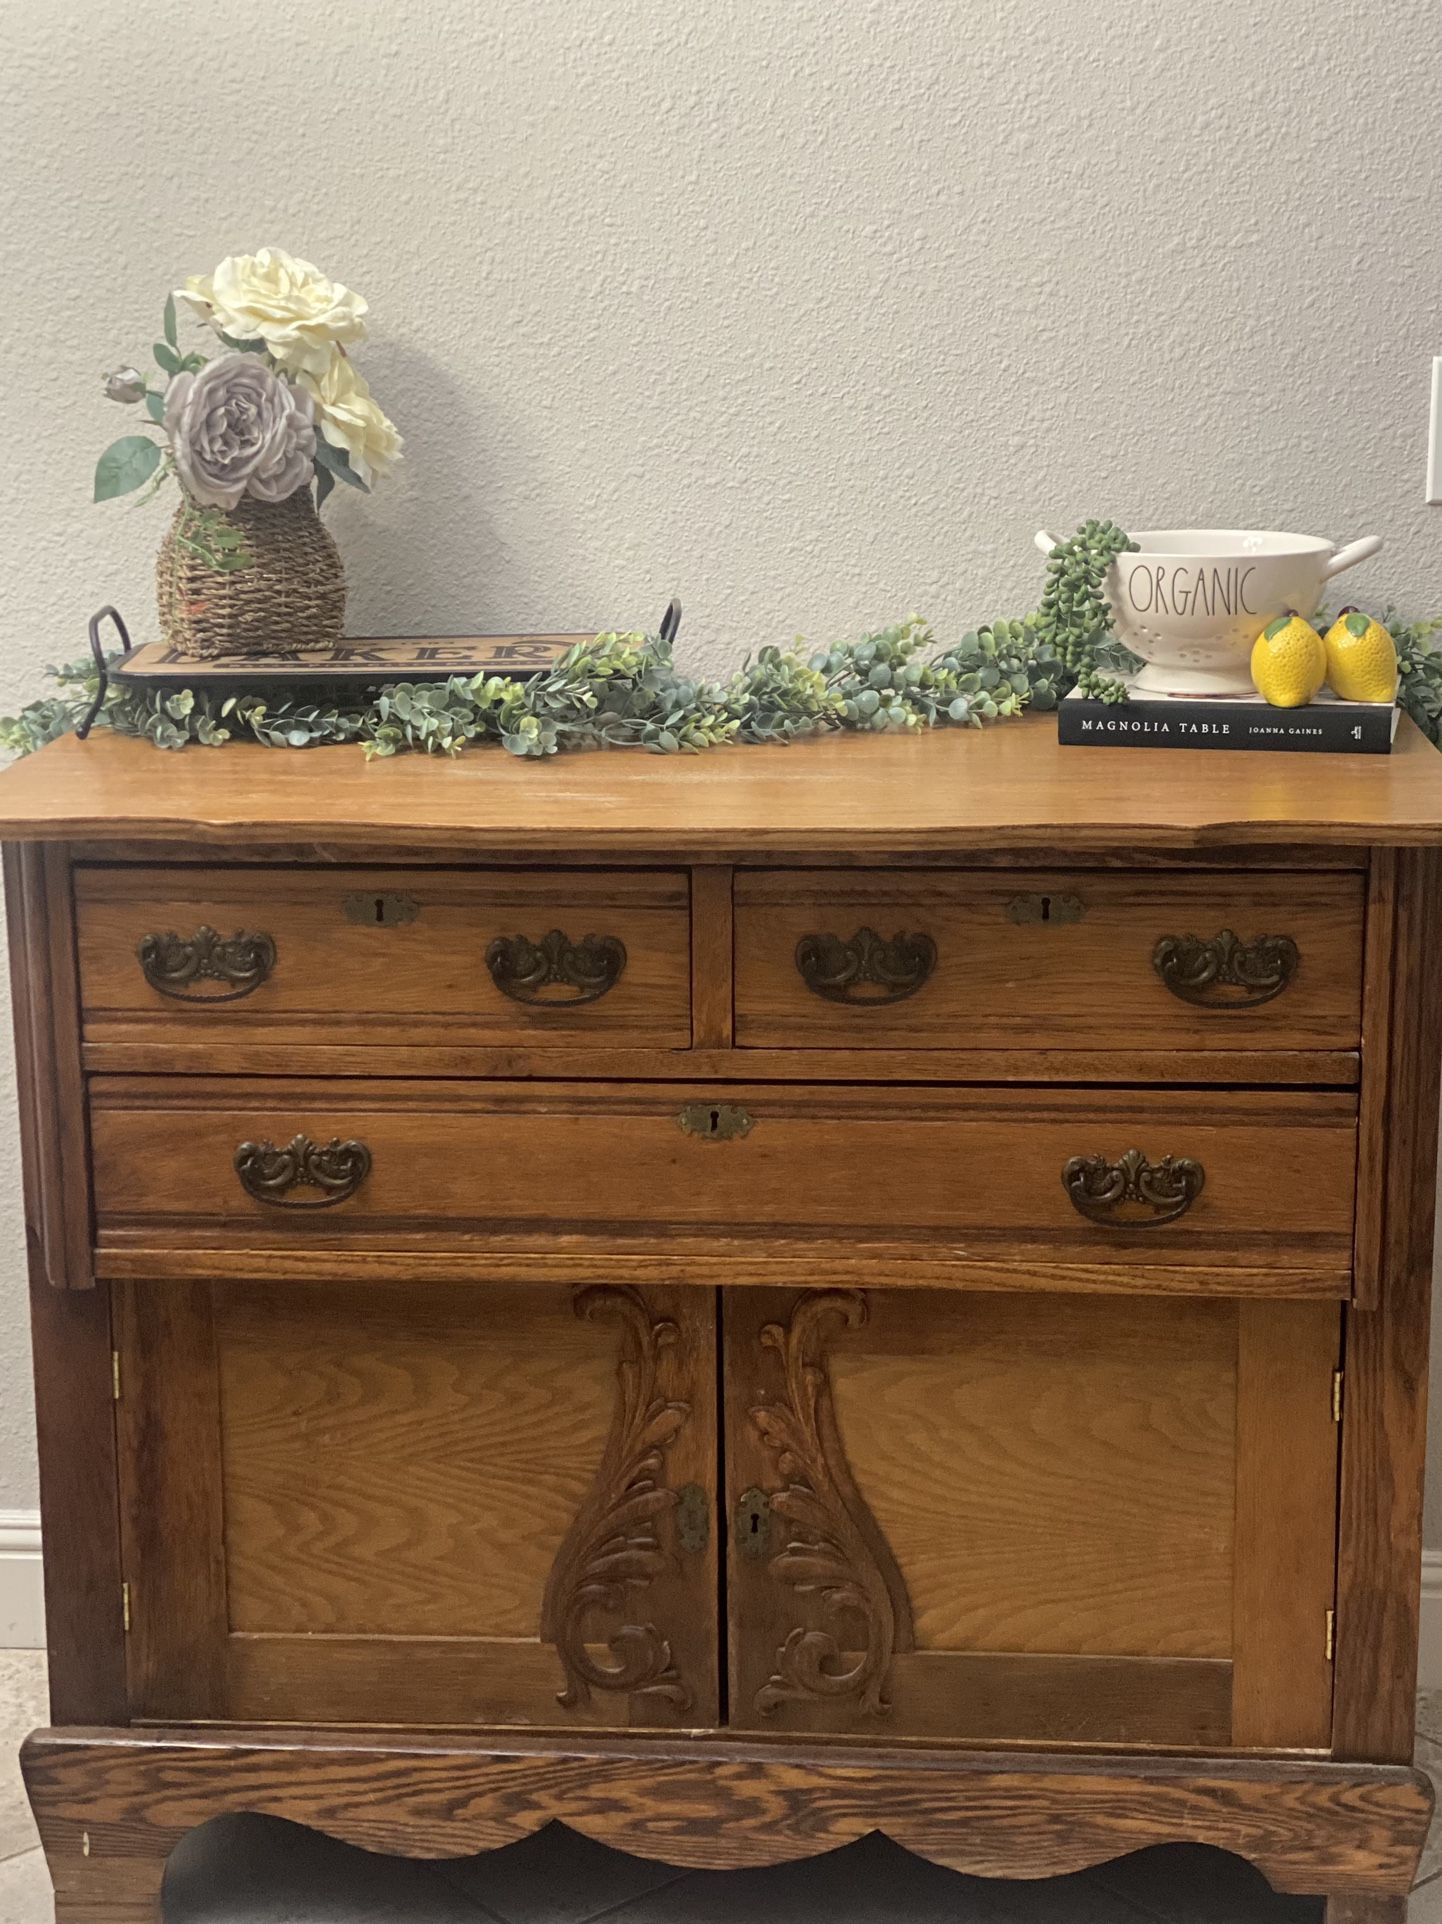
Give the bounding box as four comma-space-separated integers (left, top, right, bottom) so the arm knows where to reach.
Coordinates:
734, 869, 1364, 1051
75, 867, 692, 1049
91, 1080, 1356, 1278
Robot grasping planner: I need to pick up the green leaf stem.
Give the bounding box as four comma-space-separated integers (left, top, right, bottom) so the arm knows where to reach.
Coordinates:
93, 436, 162, 502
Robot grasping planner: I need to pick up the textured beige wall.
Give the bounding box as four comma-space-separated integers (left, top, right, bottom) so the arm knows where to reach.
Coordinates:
0, 0, 1439, 1536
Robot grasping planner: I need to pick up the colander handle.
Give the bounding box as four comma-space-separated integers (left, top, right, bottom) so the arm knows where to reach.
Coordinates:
1322, 535, 1383, 579
1034, 529, 1062, 555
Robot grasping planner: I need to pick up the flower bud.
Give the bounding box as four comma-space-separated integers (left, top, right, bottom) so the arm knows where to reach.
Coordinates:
103, 367, 147, 404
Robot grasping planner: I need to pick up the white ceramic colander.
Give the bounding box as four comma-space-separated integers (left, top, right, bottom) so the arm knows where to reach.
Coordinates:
1034, 528, 1384, 697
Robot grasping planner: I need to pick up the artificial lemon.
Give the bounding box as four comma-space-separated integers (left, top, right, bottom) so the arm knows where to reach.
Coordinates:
1250, 613, 1326, 708
1322, 610, 1398, 704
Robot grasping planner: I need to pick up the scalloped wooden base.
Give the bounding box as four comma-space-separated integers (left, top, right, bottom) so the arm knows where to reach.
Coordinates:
20, 1724, 1435, 1922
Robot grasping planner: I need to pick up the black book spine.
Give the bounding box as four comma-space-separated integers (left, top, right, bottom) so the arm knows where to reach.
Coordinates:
1057, 697, 1393, 753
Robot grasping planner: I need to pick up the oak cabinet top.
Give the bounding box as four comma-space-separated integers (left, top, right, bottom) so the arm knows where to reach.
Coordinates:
3, 715, 1442, 852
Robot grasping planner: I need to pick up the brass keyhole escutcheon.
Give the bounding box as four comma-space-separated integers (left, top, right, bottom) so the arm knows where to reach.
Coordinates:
677, 1102, 754, 1141
734, 1487, 772, 1559
342, 892, 420, 928
1006, 892, 1086, 926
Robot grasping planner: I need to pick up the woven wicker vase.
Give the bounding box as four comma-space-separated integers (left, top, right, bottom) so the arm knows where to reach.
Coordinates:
156, 491, 346, 659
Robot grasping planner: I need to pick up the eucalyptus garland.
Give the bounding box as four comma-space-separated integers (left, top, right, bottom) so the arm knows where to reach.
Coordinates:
5, 521, 1442, 758
0, 617, 1062, 760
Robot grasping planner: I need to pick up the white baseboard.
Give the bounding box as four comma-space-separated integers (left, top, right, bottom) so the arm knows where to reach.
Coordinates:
0, 1510, 1435, 1684
0, 1509, 43, 1649
1423, 1550, 1442, 1691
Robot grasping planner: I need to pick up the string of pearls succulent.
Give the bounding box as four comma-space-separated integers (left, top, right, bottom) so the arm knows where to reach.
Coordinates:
1031, 519, 1140, 701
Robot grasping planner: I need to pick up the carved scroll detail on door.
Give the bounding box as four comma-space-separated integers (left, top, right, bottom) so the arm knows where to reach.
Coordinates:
541, 1286, 692, 1713
749, 1290, 914, 1718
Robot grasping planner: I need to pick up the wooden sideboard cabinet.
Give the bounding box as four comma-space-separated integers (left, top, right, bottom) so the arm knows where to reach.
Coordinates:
2, 721, 1439, 1923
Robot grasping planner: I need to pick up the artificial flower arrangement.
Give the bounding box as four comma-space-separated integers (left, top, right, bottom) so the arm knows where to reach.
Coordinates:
95, 249, 401, 658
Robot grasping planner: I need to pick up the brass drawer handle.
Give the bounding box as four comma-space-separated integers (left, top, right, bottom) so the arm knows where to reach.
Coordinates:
1063, 1148, 1205, 1227
795, 927, 936, 1004
234, 1134, 372, 1208
677, 1102, 754, 1141
485, 930, 627, 1005
137, 927, 276, 1003
1152, 930, 1299, 1008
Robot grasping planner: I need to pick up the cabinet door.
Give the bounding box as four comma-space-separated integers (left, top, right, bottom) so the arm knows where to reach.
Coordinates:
723, 1288, 1339, 1749
118, 1279, 718, 1728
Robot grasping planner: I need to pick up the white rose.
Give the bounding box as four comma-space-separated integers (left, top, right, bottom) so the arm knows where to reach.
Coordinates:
300, 354, 402, 487
180, 248, 367, 377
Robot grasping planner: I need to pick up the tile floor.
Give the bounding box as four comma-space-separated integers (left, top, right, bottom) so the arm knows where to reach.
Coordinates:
0, 1653, 1436, 1923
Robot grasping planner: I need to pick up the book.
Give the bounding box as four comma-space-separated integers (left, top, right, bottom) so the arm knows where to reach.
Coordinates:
1057, 684, 1399, 754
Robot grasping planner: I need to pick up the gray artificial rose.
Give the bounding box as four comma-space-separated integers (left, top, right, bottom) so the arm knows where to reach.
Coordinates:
103, 366, 147, 403
163, 354, 317, 510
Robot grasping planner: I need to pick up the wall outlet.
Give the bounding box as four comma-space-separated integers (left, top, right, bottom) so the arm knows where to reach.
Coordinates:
1427, 359, 1442, 504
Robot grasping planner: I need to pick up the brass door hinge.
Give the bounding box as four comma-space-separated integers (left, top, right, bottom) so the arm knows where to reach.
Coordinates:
1325, 1608, 1335, 1662
1332, 1368, 1344, 1423
675, 1482, 711, 1556
111, 1350, 121, 1403
121, 1582, 131, 1634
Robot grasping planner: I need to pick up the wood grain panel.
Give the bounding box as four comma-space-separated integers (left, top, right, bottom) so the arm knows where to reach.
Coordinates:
1335, 843, 1442, 1760
21, 1726, 1435, 1895
93, 1239, 1355, 1299
722, 1288, 1238, 1747
65, 838, 1373, 870
1352, 849, 1397, 1308
736, 868, 1364, 1050
216, 1283, 616, 1636
22, 1273, 127, 1726
118, 1280, 720, 1729
115, 1281, 228, 1720
689, 866, 733, 1048
89, 1078, 1358, 1276
726, 1287, 1343, 1751
854, 1652, 1232, 1748
216, 1639, 1232, 1749
825, 1294, 1237, 1659
75, 866, 691, 1048
3, 844, 126, 1721
6, 716, 1442, 853
1230, 1302, 1341, 1748
217, 1636, 695, 1730
79, 1039, 1361, 1084
5, 845, 93, 1289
